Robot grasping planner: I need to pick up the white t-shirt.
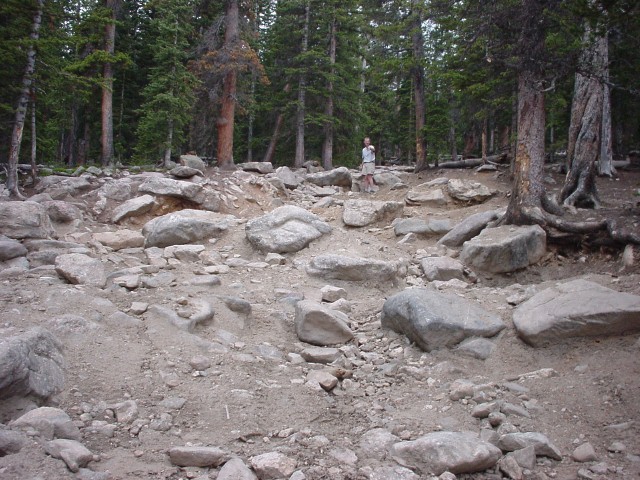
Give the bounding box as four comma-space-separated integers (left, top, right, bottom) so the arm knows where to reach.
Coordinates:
362, 146, 375, 163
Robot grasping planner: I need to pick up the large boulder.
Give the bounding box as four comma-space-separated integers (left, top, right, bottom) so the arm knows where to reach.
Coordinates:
179, 154, 207, 172
113, 194, 156, 223
420, 256, 467, 282
381, 288, 505, 351
34, 176, 92, 198
513, 279, 640, 346
342, 200, 404, 227
245, 205, 331, 253
55, 253, 107, 288
0, 201, 54, 239
459, 225, 546, 273
306, 254, 402, 282
295, 300, 354, 346
143, 209, 237, 248
0, 235, 27, 261
239, 162, 274, 174
447, 178, 496, 203
93, 230, 145, 250
438, 210, 502, 247
305, 166, 353, 188
0, 328, 65, 401
405, 188, 448, 207
138, 177, 203, 200
274, 166, 304, 189
390, 431, 502, 476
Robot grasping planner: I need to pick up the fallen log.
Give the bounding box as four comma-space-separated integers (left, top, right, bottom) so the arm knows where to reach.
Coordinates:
439, 153, 509, 169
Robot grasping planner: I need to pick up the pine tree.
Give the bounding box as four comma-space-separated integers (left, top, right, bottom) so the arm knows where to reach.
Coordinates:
135, 0, 199, 166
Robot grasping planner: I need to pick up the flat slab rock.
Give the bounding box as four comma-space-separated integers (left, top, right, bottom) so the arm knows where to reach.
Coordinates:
343, 199, 404, 227
513, 279, 640, 346
460, 224, 546, 273
390, 431, 502, 475
381, 288, 505, 352
306, 254, 401, 282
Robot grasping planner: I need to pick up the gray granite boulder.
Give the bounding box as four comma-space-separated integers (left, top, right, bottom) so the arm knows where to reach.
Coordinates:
295, 300, 354, 346
0, 235, 27, 261
138, 176, 203, 200
217, 457, 258, 480
447, 178, 496, 203
239, 162, 274, 174
343, 200, 404, 227
498, 432, 562, 460
42, 200, 83, 223
44, 439, 93, 472
113, 194, 156, 223
34, 176, 92, 198
93, 229, 145, 250
306, 254, 402, 282
390, 431, 502, 475
168, 446, 227, 467
0, 328, 65, 401
12, 407, 80, 441
275, 166, 304, 189
143, 209, 237, 248
393, 217, 452, 237
0, 201, 54, 239
381, 288, 505, 351
55, 253, 107, 288
405, 188, 448, 207
179, 154, 207, 172
245, 205, 331, 253
513, 279, 640, 346
438, 210, 502, 247
459, 225, 546, 273
169, 166, 203, 178
305, 166, 353, 188
420, 256, 467, 282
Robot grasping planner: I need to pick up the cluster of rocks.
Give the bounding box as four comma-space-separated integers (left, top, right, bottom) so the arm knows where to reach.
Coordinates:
0, 158, 639, 479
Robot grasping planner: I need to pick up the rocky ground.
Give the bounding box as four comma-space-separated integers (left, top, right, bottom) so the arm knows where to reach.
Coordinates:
0, 160, 639, 480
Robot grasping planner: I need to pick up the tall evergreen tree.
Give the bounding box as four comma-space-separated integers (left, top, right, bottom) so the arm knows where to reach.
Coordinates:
135, 0, 199, 166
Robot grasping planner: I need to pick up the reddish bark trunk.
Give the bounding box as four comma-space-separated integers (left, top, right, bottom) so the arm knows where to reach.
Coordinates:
216, 0, 239, 170
101, 0, 117, 167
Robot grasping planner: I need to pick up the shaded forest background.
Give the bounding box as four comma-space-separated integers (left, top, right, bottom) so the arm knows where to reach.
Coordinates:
1, 0, 640, 174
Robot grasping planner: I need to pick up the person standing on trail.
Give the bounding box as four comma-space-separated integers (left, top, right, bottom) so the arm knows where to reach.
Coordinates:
361, 137, 376, 193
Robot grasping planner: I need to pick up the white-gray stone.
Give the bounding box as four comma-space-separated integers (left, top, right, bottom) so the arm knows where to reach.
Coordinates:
250, 451, 297, 480
93, 230, 145, 250
179, 154, 207, 172
513, 279, 640, 346
447, 178, 495, 203
437, 210, 502, 247
405, 188, 448, 207
381, 288, 505, 352
239, 162, 274, 174
393, 217, 452, 237
342, 200, 404, 227
420, 256, 466, 282
320, 285, 347, 303
168, 446, 227, 467
217, 457, 258, 480
44, 439, 93, 473
55, 253, 107, 288
359, 428, 399, 460
0, 201, 54, 239
497, 432, 562, 460
113, 195, 155, 223
299, 346, 341, 364
295, 300, 354, 346
138, 176, 203, 199
459, 225, 546, 273
306, 254, 401, 282
143, 209, 237, 248
275, 166, 304, 189
245, 205, 331, 253
43, 200, 84, 223
305, 166, 352, 188
390, 431, 502, 475
11, 407, 79, 440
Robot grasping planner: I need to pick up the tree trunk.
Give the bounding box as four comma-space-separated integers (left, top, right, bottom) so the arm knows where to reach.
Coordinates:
503, 70, 546, 225
559, 26, 606, 208
598, 31, 614, 177
6, 0, 43, 199
30, 83, 37, 183
164, 117, 174, 168
321, 14, 337, 171
294, 0, 310, 169
411, 7, 427, 173
101, 0, 117, 167
481, 116, 488, 163
217, 0, 239, 170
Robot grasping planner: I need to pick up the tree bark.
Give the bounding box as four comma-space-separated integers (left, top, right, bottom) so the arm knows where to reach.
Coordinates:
294, 0, 310, 169
598, 31, 614, 177
6, 0, 43, 199
30, 83, 37, 183
101, 0, 118, 167
217, 0, 239, 170
411, 6, 427, 173
502, 70, 546, 225
559, 27, 606, 208
321, 14, 337, 171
